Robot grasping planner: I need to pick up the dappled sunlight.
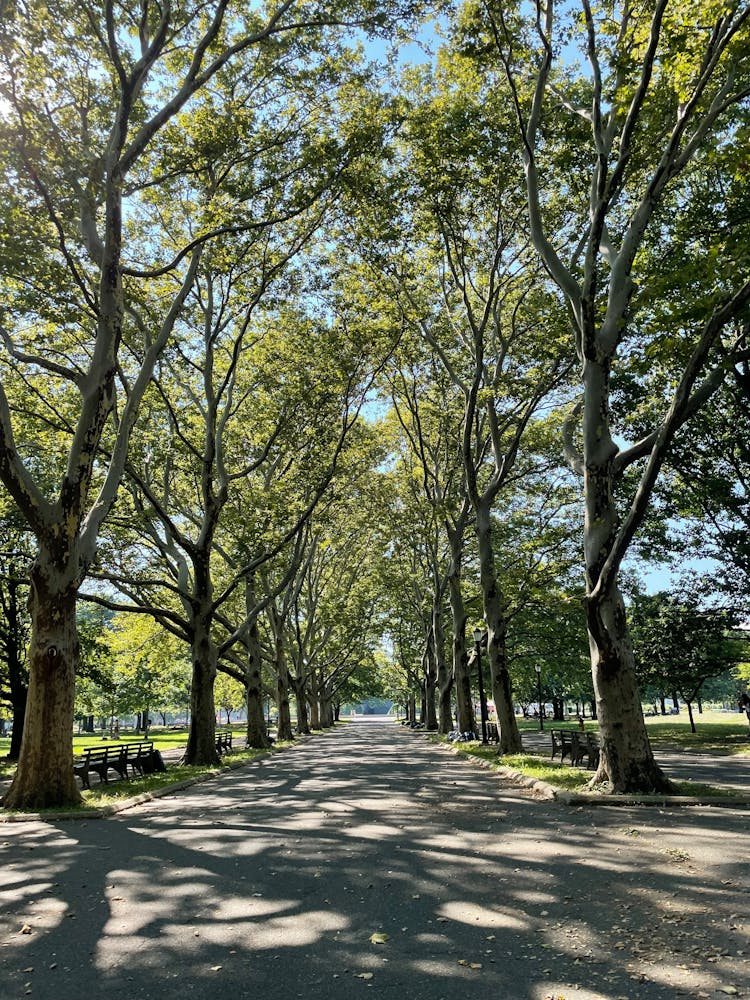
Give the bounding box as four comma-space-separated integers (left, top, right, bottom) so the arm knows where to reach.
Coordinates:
341, 822, 404, 840
438, 900, 531, 929
510, 889, 556, 905
1, 720, 748, 1000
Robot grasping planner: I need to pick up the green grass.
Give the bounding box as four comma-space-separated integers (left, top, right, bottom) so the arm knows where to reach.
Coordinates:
643, 716, 750, 755
516, 710, 750, 755
1, 742, 282, 815
80, 745, 273, 808
437, 736, 741, 799
670, 778, 740, 799
0, 724, 292, 813
463, 744, 591, 791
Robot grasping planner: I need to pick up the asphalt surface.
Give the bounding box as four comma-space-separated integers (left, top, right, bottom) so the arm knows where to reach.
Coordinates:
1, 719, 749, 1000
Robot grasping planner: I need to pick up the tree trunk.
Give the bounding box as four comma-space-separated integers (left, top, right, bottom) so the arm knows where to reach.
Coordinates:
586, 588, 670, 792
475, 505, 521, 753
275, 636, 293, 742
659, 695, 667, 715
686, 699, 696, 733
433, 595, 452, 734
3, 564, 80, 810
9, 689, 27, 762
6, 575, 28, 761
184, 612, 220, 765
244, 581, 271, 749
319, 685, 334, 728
581, 358, 671, 793
672, 691, 680, 712
309, 681, 321, 730
448, 539, 475, 734
293, 676, 310, 735
423, 636, 438, 731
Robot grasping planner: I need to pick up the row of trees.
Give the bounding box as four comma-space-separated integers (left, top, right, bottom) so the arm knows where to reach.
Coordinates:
0, 0, 749, 807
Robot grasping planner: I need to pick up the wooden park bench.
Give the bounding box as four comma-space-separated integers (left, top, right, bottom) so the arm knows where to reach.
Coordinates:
549, 729, 600, 770
485, 722, 500, 744
122, 741, 157, 777
572, 731, 600, 770
73, 740, 154, 789
215, 731, 233, 755
550, 728, 575, 763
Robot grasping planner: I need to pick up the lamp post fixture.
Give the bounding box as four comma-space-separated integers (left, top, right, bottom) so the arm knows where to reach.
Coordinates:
535, 663, 543, 731
473, 627, 489, 744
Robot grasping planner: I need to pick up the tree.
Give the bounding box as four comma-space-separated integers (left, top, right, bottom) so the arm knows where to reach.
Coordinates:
386, 357, 476, 734
214, 673, 246, 727
630, 586, 749, 731
0, 501, 34, 757
475, 0, 750, 790
0, 1, 331, 807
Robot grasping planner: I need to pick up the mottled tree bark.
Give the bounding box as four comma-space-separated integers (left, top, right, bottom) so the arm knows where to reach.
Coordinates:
184, 607, 220, 766
448, 533, 475, 734
244, 581, 270, 749
5, 572, 27, 761
3, 559, 80, 809
433, 596, 453, 734
423, 634, 438, 731
476, 505, 522, 753
275, 634, 294, 742
583, 361, 670, 792
293, 675, 310, 735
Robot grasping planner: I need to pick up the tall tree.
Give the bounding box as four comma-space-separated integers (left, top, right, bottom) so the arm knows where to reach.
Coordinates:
477, 0, 750, 789
0, 0, 419, 805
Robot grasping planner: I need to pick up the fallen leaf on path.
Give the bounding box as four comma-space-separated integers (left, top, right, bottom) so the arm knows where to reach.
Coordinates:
19, 925, 32, 935
210, 966, 222, 972
370, 933, 389, 944
356, 972, 374, 980
718, 988, 739, 996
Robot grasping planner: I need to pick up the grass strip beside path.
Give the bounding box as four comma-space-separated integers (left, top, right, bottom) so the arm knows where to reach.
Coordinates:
430, 736, 742, 803
516, 712, 750, 755
0, 741, 296, 819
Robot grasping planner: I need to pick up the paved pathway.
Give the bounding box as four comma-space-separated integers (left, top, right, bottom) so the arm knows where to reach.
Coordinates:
1, 720, 749, 1000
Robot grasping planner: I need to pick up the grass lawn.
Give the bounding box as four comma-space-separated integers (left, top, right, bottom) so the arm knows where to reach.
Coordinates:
517, 710, 750, 755
438, 738, 741, 799
0, 722, 258, 787
451, 742, 590, 792
0, 737, 289, 815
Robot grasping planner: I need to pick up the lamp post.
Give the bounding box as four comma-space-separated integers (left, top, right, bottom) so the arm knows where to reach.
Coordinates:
473, 627, 488, 744
535, 663, 543, 731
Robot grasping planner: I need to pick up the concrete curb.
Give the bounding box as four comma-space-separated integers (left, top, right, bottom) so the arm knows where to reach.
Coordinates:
405, 727, 750, 809
0, 734, 313, 824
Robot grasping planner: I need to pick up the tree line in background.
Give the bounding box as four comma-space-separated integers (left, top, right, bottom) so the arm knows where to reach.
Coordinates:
0, 0, 748, 808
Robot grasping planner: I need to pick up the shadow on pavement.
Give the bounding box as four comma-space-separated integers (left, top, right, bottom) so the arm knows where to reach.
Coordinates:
0, 719, 748, 1000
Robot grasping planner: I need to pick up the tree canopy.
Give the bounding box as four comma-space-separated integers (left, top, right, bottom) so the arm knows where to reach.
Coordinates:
1, 0, 749, 806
